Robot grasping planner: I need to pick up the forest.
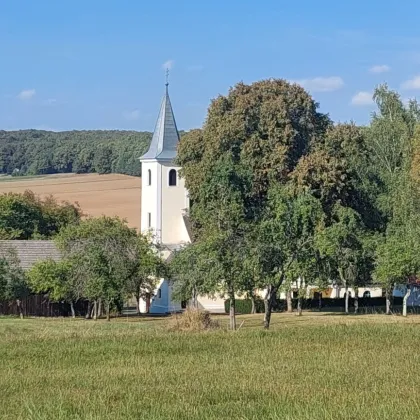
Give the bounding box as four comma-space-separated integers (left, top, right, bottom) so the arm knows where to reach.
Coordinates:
0, 129, 152, 177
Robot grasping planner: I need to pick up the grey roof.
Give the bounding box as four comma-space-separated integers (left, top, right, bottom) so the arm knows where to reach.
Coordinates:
0, 240, 61, 270
140, 85, 180, 161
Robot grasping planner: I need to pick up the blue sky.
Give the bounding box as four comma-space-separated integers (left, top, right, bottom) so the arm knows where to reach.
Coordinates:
1, 0, 420, 132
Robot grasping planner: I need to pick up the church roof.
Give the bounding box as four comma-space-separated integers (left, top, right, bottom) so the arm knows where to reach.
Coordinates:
140, 84, 180, 161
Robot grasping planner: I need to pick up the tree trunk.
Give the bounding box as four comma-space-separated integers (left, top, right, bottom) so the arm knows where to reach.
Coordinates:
386, 288, 392, 315
403, 287, 411, 317
250, 295, 256, 315
228, 287, 236, 331
297, 296, 303, 316
70, 301, 76, 319
354, 287, 359, 314
192, 287, 198, 309
93, 300, 98, 321
135, 293, 141, 315
344, 283, 349, 314
17, 299, 24, 319
85, 301, 92, 319
264, 285, 277, 329
286, 290, 293, 313
97, 299, 102, 318
106, 300, 111, 322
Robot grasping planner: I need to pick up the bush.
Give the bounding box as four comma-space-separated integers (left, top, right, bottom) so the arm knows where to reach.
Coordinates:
224, 299, 265, 314
167, 308, 220, 332
224, 297, 402, 314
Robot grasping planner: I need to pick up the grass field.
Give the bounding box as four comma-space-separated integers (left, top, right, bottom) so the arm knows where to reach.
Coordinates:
0, 173, 141, 229
1, 313, 420, 420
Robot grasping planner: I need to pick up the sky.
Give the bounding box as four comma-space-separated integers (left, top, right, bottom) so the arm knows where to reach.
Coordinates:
1, 0, 420, 132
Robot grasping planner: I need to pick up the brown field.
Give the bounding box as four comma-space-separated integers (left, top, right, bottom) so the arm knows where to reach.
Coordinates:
0, 173, 141, 229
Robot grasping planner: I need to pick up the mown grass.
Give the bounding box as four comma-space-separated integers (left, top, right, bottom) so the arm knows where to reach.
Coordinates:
1, 313, 420, 419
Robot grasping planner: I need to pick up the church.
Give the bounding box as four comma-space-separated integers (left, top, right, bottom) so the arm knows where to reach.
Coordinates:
138, 82, 227, 314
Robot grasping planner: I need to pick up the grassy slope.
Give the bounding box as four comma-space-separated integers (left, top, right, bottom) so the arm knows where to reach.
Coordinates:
1, 313, 420, 420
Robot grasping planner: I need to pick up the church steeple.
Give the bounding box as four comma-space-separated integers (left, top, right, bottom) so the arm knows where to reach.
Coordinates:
140, 81, 180, 161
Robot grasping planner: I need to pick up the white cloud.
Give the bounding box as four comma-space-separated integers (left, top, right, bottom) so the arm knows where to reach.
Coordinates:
187, 65, 204, 72
294, 76, 344, 92
17, 89, 36, 100
401, 75, 420, 90
123, 109, 140, 121
162, 59, 174, 70
351, 91, 373, 106
369, 65, 390, 74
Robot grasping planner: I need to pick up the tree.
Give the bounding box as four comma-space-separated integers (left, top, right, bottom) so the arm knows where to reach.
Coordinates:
316, 205, 373, 314
56, 216, 139, 321
123, 233, 164, 314
27, 259, 80, 318
0, 247, 28, 318
177, 79, 330, 329
0, 191, 81, 239
253, 186, 324, 328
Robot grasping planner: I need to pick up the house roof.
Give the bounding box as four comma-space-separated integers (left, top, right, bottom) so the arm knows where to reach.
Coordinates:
0, 240, 61, 270
140, 84, 180, 162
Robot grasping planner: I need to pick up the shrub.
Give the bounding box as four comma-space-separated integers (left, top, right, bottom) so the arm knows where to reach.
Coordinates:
167, 308, 220, 332
224, 299, 265, 314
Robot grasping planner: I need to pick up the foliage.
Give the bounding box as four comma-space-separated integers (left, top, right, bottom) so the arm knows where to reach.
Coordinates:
123, 233, 164, 313
0, 191, 82, 239
27, 259, 74, 303
55, 216, 164, 319
56, 216, 139, 318
0, 129, 152, 177
224, 298, 264, 314
0, 247, 29, 315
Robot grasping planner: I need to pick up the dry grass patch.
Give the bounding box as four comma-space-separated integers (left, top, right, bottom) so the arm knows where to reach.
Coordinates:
167, 308, 220, 332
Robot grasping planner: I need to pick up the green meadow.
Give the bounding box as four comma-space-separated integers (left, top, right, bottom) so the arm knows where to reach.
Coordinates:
1, 313, 420, 420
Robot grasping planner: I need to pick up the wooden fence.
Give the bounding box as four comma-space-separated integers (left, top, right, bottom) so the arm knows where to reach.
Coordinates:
0, 295, 88, 317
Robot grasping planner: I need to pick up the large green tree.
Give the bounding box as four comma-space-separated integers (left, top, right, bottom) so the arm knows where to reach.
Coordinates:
177, 79, 330, 328
0, 191, 81, 239
27, 259, 80, 318
56, 216, 139, 321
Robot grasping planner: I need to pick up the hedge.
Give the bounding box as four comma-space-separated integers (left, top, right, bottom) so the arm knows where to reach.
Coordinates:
224, 297, 404, 314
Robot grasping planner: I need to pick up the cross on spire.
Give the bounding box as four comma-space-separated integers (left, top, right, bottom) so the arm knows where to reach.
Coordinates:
165, 68, 170, 88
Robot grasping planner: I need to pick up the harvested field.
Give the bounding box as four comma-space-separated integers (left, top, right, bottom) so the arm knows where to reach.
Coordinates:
0, 173, 141, 229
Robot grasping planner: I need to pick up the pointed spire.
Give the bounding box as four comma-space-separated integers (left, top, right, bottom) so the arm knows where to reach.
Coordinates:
140, 80, 180, 161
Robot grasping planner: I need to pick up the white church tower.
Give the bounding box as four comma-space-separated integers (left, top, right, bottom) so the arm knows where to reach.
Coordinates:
139, 81, 190, 313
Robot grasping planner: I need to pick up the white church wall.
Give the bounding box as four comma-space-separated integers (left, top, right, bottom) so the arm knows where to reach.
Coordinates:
161, 162, 190, 245
148, 278, 169, 314
140, 161, 160, 236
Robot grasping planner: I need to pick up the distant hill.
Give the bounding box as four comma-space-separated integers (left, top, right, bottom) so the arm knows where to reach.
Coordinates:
0, 130, 152, 177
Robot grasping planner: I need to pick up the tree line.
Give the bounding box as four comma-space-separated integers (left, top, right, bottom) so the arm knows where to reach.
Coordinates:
0, 130, 152, 177
170, 80, 420, 329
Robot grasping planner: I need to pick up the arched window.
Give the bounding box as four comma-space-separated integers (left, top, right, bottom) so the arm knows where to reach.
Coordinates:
363, 291, 371, 299
169, 169, 177, 186
147, 169, 151, 186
